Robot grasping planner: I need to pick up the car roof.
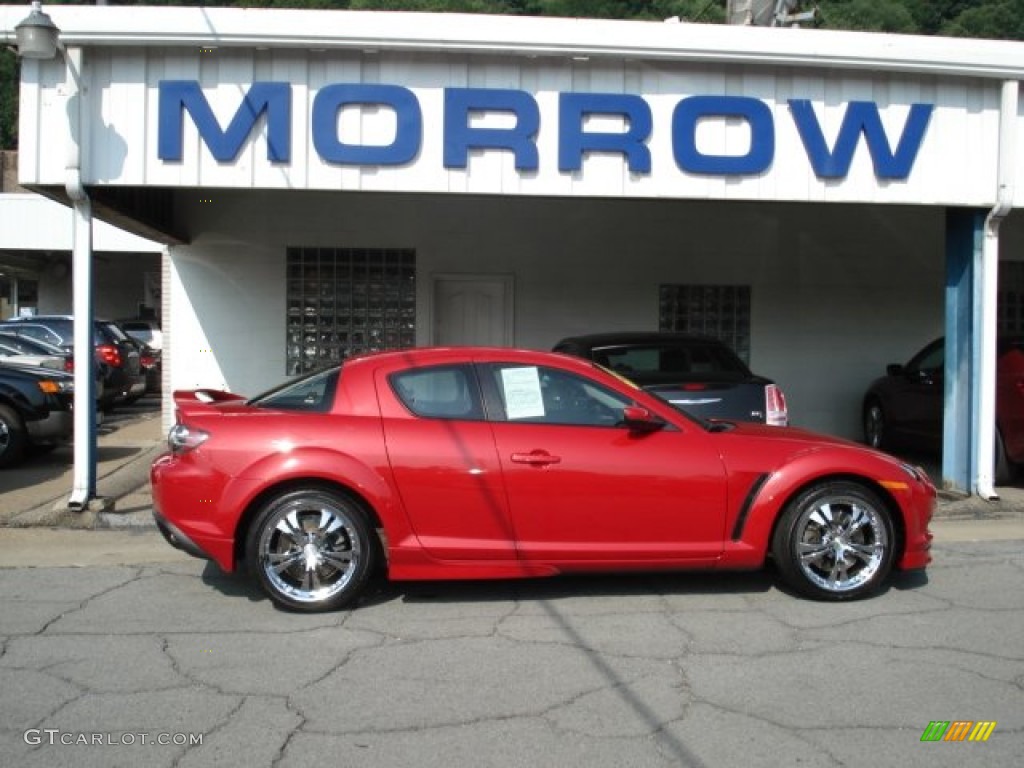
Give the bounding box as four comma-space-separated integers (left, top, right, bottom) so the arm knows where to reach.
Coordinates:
554, 332, 730, 349
343, 345, 603, 372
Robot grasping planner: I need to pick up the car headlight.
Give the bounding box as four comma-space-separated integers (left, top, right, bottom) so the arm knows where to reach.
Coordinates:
37, 379, 73, 395
899, 462, 929, 484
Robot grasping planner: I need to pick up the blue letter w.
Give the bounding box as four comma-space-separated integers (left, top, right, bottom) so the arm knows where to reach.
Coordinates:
789, 99, 932, 180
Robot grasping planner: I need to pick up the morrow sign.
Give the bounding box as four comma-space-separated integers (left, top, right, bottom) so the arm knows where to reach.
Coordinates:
158, 81, 934, 180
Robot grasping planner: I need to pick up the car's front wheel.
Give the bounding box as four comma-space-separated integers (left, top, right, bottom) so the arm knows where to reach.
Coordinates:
245, 488, 377, 612
863, 400, 887, 450
771, 481, 895, 600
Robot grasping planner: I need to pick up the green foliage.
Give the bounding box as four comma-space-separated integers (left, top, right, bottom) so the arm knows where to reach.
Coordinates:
0, 49, 16, 149
941, 0, 1024, 39
817, 0, 918, 33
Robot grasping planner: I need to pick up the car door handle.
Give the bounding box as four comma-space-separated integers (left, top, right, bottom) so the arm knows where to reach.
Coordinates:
510, 451, 561, 466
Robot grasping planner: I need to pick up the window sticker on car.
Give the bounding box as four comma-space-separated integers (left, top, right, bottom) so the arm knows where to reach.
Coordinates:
501, 366, 545, 420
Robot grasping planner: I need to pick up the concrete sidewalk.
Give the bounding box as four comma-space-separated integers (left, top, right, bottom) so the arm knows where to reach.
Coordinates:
1, 397, 1023, 531
0, 396, 165, 529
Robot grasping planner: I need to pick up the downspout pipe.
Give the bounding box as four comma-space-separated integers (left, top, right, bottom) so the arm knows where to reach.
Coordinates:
976, 79, 1018, 501
62, 43, 99, 510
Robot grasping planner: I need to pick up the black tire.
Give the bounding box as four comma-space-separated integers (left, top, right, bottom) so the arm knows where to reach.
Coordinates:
863, 399, 887, 450
771, 481, 895, 601
245, 488, 377, 612
0, 403, 28, 469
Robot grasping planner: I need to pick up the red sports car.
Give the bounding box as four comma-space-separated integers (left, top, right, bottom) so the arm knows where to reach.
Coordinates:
151, 347, 934, 612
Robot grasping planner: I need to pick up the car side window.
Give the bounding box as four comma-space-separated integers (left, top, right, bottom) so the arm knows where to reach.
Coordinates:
390, 365, 484, 420
485, 364, 632, 427
249, 367, 339, 412
908, 342, 944, 375
10, 325, 63, 347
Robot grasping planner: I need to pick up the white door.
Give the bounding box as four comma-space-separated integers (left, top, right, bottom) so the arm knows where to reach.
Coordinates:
432, 275, 513, 346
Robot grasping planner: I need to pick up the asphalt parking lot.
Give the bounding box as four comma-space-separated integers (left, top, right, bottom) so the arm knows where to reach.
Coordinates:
1, 397, 1022, 767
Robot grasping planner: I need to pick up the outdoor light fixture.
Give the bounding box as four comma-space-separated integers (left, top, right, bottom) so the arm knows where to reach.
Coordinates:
15, 1, 60, 60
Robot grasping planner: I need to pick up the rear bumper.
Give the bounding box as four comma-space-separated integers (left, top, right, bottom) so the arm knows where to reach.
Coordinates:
153, 511, 211, 561
150, 453, 238, 571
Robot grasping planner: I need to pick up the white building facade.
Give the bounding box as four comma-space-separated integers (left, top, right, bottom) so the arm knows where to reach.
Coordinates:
3, 5, 1023, 494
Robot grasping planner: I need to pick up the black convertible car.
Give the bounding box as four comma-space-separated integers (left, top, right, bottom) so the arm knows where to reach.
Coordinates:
553, 332, 788, 426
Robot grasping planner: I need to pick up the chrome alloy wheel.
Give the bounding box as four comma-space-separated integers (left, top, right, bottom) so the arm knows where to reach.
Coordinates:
794, 496, 887, 594
257, 498, 363, 605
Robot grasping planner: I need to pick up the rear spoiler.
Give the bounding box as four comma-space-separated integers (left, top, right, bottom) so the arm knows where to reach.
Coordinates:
172, 388, 246, 415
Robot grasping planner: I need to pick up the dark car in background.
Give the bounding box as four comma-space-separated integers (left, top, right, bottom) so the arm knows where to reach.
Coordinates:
0, 361, 75, 468
1, 316, 146, 409
862, 337, 1024, 483
0, 333, 70, 371
553, 332, 788, 425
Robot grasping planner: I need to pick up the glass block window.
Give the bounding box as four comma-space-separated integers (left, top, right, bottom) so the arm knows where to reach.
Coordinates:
659, 284, 752, 364
286, 247, 416, 375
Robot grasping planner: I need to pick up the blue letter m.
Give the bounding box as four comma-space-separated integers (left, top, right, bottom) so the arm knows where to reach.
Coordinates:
158, 80, 291, 163
789, 99, 933, 180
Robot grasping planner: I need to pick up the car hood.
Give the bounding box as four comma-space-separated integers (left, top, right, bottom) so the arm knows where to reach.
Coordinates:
0, 361, 73, 381
711, 420, 913, 472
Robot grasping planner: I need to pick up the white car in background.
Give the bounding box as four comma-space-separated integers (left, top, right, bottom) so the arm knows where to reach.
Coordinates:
118, 319, 163, 351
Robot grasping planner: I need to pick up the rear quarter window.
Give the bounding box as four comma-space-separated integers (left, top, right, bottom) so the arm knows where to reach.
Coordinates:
249, 368, 340, 412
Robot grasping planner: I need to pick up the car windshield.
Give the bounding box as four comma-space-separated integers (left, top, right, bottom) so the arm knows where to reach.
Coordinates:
594, 343, 750, 378
0, 333, 64, 356
100, 322, 131, 342
248, 366, 341, 412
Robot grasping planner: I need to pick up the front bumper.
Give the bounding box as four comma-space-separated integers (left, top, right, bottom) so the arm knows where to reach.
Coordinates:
896, 474, 935, 571
25, 409, 73, 444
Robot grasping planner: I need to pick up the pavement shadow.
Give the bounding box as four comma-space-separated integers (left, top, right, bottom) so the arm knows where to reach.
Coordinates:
0, 396, 161, 500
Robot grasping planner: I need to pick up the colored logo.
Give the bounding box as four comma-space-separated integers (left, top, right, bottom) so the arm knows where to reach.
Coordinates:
920, 721, 996, 742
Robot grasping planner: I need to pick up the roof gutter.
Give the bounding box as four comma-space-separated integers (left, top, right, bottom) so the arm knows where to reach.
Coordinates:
60, 43, 100, 511
976, 79, 1018, 501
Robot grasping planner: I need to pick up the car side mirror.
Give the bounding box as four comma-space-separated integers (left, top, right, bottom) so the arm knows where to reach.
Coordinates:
886, 363, 904, 376
622, 405, 665, 433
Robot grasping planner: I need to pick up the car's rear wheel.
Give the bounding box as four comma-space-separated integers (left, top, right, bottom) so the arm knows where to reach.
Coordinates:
0, 404, 28, 469
863, 400, 887, 450
246, 488, 377, 612
771, 481, 895, 600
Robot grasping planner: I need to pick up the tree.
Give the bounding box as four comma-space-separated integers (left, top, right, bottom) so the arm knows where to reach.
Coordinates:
816, 0, 918, 33
0, 50, 16, 150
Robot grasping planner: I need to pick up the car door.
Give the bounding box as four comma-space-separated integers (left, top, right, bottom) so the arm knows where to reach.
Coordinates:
886, 339, 944, 442
376, 363, 517, 560
479, 362, 727, 563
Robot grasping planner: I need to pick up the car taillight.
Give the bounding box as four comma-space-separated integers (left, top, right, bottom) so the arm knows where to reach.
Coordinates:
97, 344, 123, 368
64, 357, 74, 373
140, 352, 156, 368
168, 423, 209, 454
766, 384, 788, 426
